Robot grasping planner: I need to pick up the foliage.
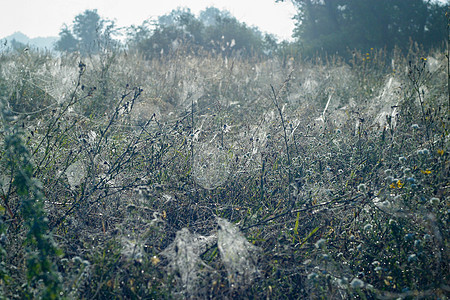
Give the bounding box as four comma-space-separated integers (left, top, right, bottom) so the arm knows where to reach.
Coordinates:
280, 0, 448, 57
0, 26, 448, 299
0, 106, 62, 298
55, 26, 78, 53
129, 7, 268, 59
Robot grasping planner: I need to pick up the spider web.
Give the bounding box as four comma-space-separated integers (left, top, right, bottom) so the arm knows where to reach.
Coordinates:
32, 63, 78, 104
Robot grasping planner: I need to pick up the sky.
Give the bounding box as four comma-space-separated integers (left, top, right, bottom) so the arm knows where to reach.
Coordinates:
0, 0, 297, 41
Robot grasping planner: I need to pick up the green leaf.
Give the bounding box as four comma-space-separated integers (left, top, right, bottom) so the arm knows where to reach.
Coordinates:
293, 212, 300, 243
298, 226, 319, 248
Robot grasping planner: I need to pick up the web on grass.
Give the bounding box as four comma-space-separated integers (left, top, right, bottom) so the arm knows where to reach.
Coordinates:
191, 116, 232, 190
217, 218, 259, 286
33, 62, 79, 104
65, 160, 86, 190
192, 144, 231, 190
161, 218, 259, 295
1, 58, 78, 111
161, 228, 216, 295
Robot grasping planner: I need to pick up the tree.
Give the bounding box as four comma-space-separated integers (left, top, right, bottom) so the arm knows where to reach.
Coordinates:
422, 2, 448, 47
55, 25, 78, 52
158, 7, 194, 27
127, 20, 153, 49
128, 6, 269, 58
204, 16, 264, 56
55, 9, 117, 54
199, 7, 232, 27
9, 39, 28, 51
73, 9, 103, 53
263, 33, 279, 55
132, 8, 203, 58
280, 0, 448, 57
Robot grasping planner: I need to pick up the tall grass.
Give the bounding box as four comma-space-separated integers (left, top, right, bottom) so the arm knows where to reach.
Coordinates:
0, 43, 448, 298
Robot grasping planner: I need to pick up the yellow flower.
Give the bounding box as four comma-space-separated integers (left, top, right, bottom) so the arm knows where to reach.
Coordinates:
390, 180, 404, 189
151, 256, 160, 265
420, 169, 432, 175
437, 149, 444, 155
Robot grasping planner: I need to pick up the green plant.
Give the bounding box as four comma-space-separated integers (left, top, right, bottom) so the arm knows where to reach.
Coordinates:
1, 106, 62, 299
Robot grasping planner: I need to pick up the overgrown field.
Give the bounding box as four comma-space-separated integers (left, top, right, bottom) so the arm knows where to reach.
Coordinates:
0, 45, 448, 299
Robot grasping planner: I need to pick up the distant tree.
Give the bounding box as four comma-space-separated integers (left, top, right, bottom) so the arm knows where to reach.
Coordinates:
9, 39, 28, 51
422, 2, 448, 47
279, 0, 448, 57
55, 25, 78, 52
204, 16, 264, 56
127, 20, 153, 49
263, 33, 279, 55
73, 9, 102, 53
128, 6, 270, 58
55, 9, 117, 54
136, 25, 187, 58
131, 9, 201, 58
199, 7, 232, 26
158, 7, 194, 27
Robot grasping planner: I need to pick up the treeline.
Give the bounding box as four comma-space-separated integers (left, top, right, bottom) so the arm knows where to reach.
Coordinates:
53, 1, 447, 59
55, 7, 276, 58
285, 0, 448, 57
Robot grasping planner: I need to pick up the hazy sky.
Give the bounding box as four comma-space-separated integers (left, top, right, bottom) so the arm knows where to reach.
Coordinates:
0, 0, 297, 41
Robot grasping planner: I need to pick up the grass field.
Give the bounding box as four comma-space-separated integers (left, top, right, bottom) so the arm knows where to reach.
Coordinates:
0, 44, 448, 299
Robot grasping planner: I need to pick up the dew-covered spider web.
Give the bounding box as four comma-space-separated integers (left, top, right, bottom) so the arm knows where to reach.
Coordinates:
1, 57, 79, 114
192, 144, 231, 190
191, 116, 232, 190
161, 218, 259, 296
161, 228, 216, 295
217, 218, 259, 286
65, 160, 86, 190
32, 63, 78, 104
